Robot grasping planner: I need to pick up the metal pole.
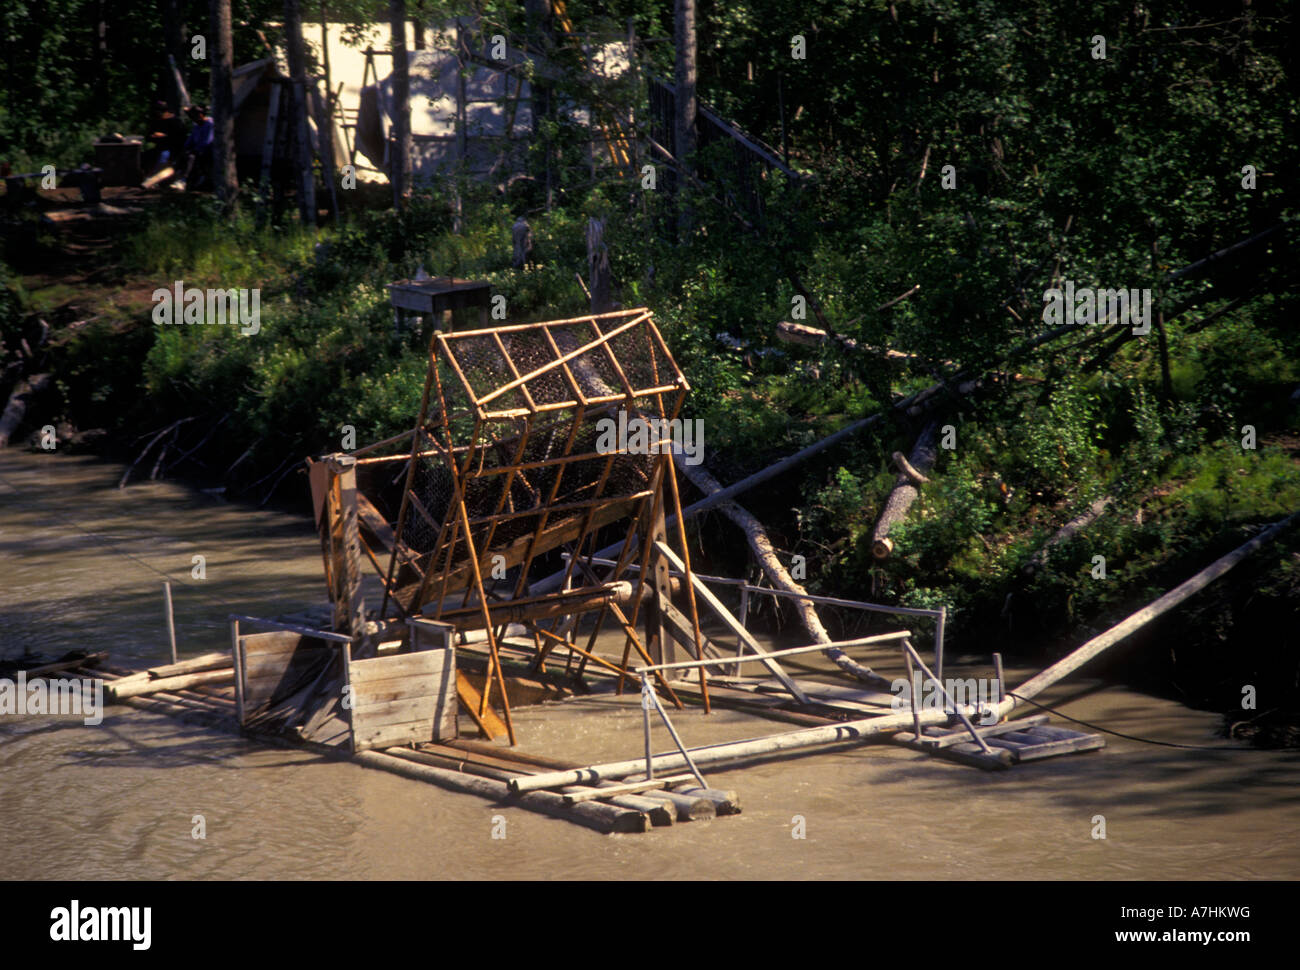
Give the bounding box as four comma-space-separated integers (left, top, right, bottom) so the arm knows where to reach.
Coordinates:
935, 605, 946, 683
733, 584, 749, 676
163, 581, 178, 665
648, 688, 708, 789
641, 674, 654, 780
903, 648, 921, 740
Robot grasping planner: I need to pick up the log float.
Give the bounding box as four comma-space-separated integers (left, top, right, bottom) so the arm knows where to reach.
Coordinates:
109, 668, 234, 700
352, 749, 649, 834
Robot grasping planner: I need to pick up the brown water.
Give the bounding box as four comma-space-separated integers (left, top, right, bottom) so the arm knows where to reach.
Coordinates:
2, 451, 1298, 880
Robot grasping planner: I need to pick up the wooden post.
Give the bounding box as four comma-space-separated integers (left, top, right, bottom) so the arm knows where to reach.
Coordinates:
644, 471, 674, 666
163, 581, 178, 665
642, 675, 653, 779
327, 454, 367, 650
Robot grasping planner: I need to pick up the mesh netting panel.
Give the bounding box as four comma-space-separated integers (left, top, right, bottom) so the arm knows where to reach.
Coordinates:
353, 310, 680, 613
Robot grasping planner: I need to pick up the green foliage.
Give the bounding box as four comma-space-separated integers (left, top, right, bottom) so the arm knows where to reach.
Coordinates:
1007, 381, 1105, 503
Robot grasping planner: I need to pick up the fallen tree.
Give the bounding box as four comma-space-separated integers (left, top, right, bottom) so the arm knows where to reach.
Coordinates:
1022, 497, 1112, 578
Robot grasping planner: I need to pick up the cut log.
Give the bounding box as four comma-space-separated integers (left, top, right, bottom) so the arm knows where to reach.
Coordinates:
672, 786, 740, 815
632, 786, 716, 821
871, 420, 939, 559
108, 650, 233, 691
0, 373, 51, 448
671, 459, 887, 686
109, 668, 233, 699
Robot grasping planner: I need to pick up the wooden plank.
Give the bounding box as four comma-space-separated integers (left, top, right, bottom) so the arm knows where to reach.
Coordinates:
409, 497, 638, 608
983, 736, 1034, 752
258, 83, 281, 193
917, 715, 1051, 748
353, 719, 435, 750
561, 774, 693, 804
889, 734, 1014, 770
1004, 735, 1105, 762
351, 695, 438, 721
349, 648, 455, 741
348, 649, 446, 685
356, 492, 397, 551
348, 674, 441, 705
241, 667, 326, 689
455, 670, 505, 739
22, 653, 108, 678
242, 651, 333, 678
922, 714, 1050, 738
240, 631, 305, 655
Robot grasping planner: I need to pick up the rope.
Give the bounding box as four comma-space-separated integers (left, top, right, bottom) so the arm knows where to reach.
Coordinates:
1006, 691, 1245, 751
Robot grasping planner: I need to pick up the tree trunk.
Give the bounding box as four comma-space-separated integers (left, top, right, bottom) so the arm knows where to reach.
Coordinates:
1021, 497, 1111, 577
163, 0, 188, 112
315, 7, 340, 219
284, 0, 318, 226
412, 0, 426, 50
673, 0, 697, 233
0, 373, 51, 448
389, 0, 411, 209
208, 0, 238, 210
674, 457, 887, 685
871, 420, 939, 559
586, 217, 612, 312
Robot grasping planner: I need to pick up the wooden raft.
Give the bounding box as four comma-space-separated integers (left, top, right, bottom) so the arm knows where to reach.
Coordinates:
891, 714, 1105, 770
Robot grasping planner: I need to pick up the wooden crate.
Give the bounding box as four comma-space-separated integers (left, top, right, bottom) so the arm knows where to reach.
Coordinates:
236, 630, 338, 723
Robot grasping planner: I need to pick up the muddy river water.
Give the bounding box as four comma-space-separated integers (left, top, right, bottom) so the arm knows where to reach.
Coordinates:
2, 451, 1297, 880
